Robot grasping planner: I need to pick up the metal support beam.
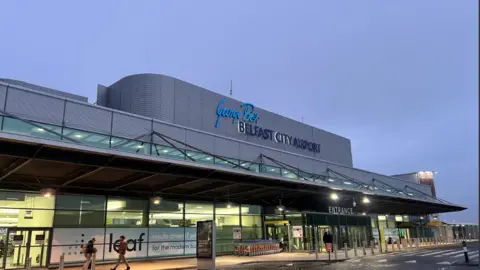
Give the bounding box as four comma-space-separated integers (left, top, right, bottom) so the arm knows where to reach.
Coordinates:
0, 158, 33, 182
156, 178, 206, 192
61, 167, 105, 187
115, 173, 158, 190
191, 183, 238, 195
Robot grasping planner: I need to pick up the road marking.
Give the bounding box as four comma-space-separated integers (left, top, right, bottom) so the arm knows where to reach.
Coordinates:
420, 250, 455, 256
453, 250, 479, 258
471, 254, 479, 259
434, 250, 464, 257
404, 260, 416, 263
350, 259, 361, 263
436, 261, 451, 265
376, 259, 387, 263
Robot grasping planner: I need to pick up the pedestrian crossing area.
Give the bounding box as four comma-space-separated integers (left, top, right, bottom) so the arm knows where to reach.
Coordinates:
395, 248, 479, 261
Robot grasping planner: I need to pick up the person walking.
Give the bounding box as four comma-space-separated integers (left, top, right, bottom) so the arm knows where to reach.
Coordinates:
111, 235, 130, 270
82, 238, 97, 270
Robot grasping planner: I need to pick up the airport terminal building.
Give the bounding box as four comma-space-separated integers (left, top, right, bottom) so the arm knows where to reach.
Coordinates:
0, 74, 468, 268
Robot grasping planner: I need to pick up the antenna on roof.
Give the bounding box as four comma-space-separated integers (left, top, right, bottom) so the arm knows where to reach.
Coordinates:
230, 80, 232, 97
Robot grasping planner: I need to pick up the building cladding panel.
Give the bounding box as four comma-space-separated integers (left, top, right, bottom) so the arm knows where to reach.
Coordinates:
100, 74, 354, 167
5, 87, 65, 125
0, 84, 6, 110
0, 77, 436, 199
0, 78, 88, 102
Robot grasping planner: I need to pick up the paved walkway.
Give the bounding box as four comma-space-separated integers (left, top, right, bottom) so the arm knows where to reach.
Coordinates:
63, 241, 475, 270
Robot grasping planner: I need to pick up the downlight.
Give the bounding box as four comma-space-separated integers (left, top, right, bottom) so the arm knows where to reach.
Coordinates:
40, 188, 55, 198
151, 196, 162, 205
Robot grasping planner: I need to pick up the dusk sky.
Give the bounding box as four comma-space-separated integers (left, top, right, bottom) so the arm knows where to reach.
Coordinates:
0, 1, 477, 222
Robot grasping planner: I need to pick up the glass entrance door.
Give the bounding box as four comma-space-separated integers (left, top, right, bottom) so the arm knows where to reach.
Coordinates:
3, 228, 50, 269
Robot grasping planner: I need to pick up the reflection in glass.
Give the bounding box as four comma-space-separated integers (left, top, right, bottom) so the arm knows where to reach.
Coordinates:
2, 117, 62, 140
261, 165, 281, 176
186, 151, 214, 164
184, 202, 213, 214
62, 128, 111, 148
152, 144, 186, 160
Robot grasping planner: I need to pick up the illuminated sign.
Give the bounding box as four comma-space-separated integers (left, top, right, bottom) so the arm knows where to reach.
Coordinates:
328, 206, 353, 215
214, 98, 321, 153
215, 99, 259, 128
238, 121, 321, 153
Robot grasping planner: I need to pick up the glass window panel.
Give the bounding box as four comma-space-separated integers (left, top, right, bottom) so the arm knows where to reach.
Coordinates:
184, 202, 213, 214
241, 215, 262, 240
0, 192, 55, 209
149, 199, 183, 213
106, 211, 146, 227
214, 157, 239, 168
107, 197, 147, 211
184, 214, 213, 227
240, 205, 262, 215
62, 128, 111, 148
238, 161, 259, 173
186, 151, 214, 164
55, 194, 105, 210
215, 203, 239, 215
149, 212, 184, 227
53, 210, 105, 227
152, 144, 186, 160
0, 209, 54, 227
261, 165, 281, 176
111, 137, 150, 155
2, 117, 62, 140
281, 168, 298, 179
395, 215, 403, 222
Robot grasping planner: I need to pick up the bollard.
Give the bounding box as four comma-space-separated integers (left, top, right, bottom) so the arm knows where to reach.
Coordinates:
59, 254, 65, 270
392, 241, 395, 252
370, 240, 375, 255
91, 253, 96, 270
25, 257, 31, 270
334, 243, 338, 260
385, 240, 389, 252
462, 241, 469, 263
344, 243, 348, 258
415, 238, 419, 248
353, 241, 358, 257
362, 241, 366, 256
378, 240, 382, 253
397, 240, 401, 251
403, 239, 407, 250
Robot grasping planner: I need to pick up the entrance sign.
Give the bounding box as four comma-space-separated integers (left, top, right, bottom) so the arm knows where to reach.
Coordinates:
233, 227, 242, 240
35, 234, 45, 245
328, 206, 353, 215
197, 221, 216, 270
292, 226, 303, 238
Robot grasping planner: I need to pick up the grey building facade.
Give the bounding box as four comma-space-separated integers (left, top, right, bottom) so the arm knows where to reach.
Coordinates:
0, 74, 467, 269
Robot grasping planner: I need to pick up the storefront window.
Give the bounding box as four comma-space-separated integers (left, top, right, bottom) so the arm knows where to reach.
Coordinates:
149, 200, 184, 227
242, 215, 262, 240
0, 192, 55, 227
54, 194, 105, 228
184, 201, 213, 227
215, 203, 240, 240
106, 197, 147, 227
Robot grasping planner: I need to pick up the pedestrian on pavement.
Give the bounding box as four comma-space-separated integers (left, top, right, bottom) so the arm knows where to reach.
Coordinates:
82, 238, 97, 270
111, 235, 130, 270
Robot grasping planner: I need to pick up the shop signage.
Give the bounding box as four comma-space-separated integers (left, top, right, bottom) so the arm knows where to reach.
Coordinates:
197, 221, 214, 258
35, 234, 45, 245
328, 206, 354, 215
238, 121, 321, 153
292, 226, 303, 238
233, 227, 242, 240
13, 235, 23, 245
264, 220, 289, 225
215, 99, 259, 128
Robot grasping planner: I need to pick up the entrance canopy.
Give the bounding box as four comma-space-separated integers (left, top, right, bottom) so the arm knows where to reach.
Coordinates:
0, 132, 465, 216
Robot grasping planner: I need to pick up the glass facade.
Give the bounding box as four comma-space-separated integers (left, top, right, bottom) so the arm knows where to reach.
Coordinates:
0, 116, 435, 202
0, 191, 264, 268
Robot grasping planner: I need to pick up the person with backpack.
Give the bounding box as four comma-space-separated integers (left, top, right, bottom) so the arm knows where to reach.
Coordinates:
111, 235, 130, 270
82, 238, 97, 270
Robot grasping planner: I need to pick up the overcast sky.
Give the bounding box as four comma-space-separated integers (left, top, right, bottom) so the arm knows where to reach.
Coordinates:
0, 1, 477, 223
